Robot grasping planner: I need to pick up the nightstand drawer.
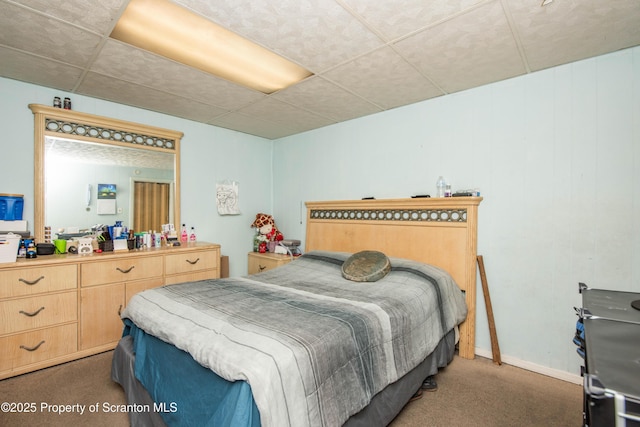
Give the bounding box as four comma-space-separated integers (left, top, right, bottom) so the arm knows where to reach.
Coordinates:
0, 291, 77, 334
81, 256, 163, 287
0, 265, 77, 298
248, 252, 292, 275
0, 324, 77, 372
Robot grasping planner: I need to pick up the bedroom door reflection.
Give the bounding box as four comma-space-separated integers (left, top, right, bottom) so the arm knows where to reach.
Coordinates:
133, 181, 170, 233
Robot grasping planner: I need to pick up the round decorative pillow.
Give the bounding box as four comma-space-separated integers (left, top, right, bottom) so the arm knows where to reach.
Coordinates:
342, 250, 391, 282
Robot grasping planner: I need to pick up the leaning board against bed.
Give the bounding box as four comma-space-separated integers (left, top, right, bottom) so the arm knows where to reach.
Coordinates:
305, 197, 482, 359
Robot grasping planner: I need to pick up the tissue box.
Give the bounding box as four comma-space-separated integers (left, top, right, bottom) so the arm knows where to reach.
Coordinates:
113, 239, 129, 251
0, 233, 21, 263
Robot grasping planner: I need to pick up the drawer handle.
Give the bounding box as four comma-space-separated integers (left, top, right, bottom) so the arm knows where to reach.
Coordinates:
19, 276, 45, 286
118, 304, 123, 316
186, 258, 200, 265
259, 264, 266, 271
116, 266, 135, 274
19, 306, 45, 317
20, 340, 45, 352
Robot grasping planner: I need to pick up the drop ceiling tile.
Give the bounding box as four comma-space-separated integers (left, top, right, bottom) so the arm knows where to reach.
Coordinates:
342, 0, 485, 41
11, 0, 128, 35
394, 1, 526, 94
237, 97, 337, 130
507, 0, 640, 71
322, 46, 444, 110
77, 72, 228, 123
177, 0, 384, 72
209, 112, 303, 139
91, 40, 265, 110
0, 2, 102, 67
273, 77, 382, 121
0, 47, 84, 91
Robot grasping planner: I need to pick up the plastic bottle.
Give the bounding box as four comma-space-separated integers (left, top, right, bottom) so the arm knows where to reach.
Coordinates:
26, 241, 37, 259
17, 240, 26, 258
436, 176, 446, 198
189, 227, 197, 244
180, 224, 188, 243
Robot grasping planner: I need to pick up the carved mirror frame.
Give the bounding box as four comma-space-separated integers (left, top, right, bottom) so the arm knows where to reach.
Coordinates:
29, 104, 182, 243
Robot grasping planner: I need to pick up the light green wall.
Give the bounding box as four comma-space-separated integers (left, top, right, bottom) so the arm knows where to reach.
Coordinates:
273, 46, 640, 378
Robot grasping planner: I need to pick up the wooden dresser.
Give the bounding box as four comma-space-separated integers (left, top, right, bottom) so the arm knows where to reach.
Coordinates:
0, 242, 220, 379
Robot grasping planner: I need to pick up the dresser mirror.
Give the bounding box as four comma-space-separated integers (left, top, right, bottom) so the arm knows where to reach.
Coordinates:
30, 104, 182, 243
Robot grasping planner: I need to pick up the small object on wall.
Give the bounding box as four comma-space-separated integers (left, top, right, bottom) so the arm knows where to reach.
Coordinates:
97, 183, 117, 215
63, 97, 71, 110
53, 96, 62, 108
86, 184, 92, 211
216, 180, 240, 215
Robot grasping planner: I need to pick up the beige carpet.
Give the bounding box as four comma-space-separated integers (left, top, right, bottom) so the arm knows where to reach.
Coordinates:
0, 351, 582, 426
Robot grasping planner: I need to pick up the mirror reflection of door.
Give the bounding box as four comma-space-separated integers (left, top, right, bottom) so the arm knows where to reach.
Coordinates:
133, 181, 170, 233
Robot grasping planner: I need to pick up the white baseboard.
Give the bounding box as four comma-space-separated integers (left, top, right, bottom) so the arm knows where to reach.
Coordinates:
474, 348, 582, 385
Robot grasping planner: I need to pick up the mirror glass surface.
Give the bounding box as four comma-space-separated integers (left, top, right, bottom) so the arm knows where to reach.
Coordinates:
44, 136, 176, 238
31, 104, 181, 243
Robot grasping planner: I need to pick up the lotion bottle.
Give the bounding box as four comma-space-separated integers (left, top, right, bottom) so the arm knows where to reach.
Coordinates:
189, 226, 197, 244
181, 224, 188, 243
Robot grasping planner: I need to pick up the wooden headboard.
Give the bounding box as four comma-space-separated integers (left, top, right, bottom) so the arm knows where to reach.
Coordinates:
305, 197, 482, 360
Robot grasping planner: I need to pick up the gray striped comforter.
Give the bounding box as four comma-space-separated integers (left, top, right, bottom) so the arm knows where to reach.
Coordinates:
121, 251, 467, 427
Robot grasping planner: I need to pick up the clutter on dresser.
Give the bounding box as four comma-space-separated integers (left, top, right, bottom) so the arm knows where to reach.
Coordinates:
0, 232, 21, 263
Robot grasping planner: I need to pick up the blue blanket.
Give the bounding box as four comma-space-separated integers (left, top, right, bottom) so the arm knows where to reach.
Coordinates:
123, 320, 260, 427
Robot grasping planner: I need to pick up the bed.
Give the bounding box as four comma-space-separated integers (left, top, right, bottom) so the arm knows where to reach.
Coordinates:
111, 197, 482, 427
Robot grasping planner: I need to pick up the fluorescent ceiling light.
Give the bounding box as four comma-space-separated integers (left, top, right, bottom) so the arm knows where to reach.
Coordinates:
111, 0, 312, 94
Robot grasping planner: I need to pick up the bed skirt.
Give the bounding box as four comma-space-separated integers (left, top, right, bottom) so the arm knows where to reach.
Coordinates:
111, 329, 456, 427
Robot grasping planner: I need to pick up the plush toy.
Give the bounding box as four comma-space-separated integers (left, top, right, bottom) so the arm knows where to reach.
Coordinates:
251, 213, 283, 253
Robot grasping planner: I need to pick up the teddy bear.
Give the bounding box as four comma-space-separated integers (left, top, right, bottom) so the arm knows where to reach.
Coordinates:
251, 213, 283, 253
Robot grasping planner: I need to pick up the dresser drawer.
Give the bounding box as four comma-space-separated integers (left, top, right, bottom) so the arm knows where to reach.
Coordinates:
81, 256, 163, 287
165, 250, 218, 276
0, 324, 77, 372
0, 265, 77, 299
165, 270, 218, 285
0, 291, 77, 335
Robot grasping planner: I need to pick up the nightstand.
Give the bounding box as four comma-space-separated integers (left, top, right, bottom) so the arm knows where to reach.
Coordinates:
247, 252, 292, 275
